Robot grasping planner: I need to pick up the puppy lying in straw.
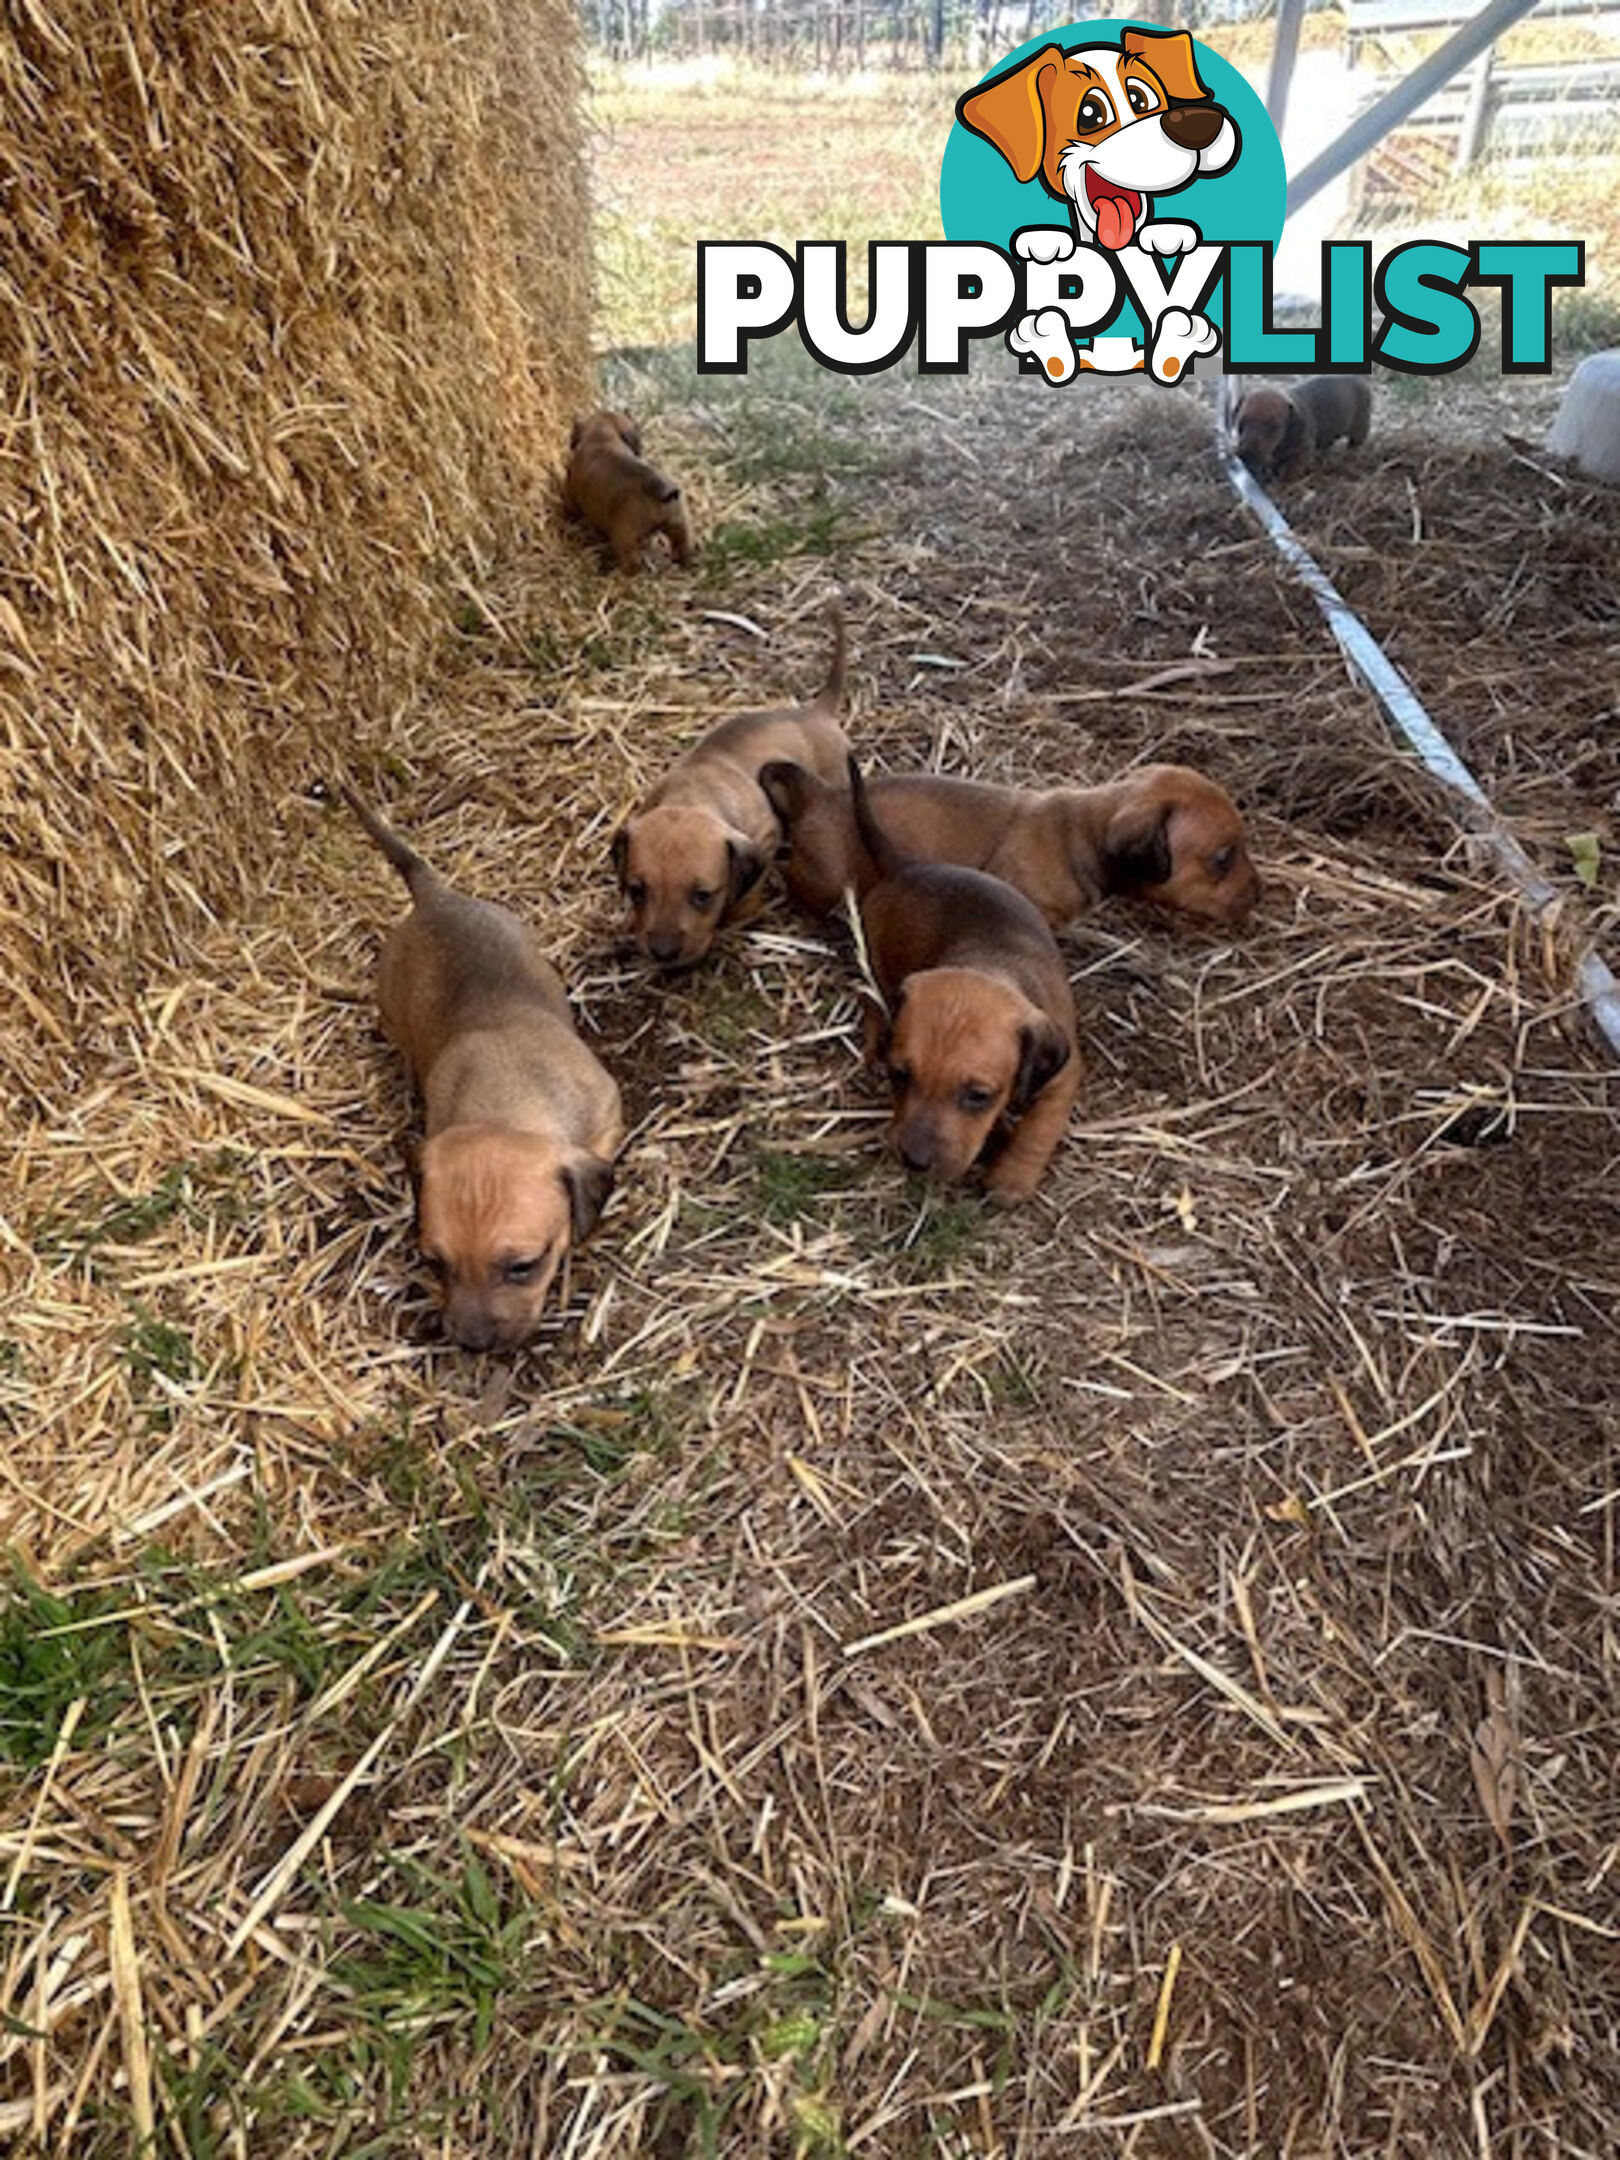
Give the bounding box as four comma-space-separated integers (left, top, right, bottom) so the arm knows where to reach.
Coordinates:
614, 606, 850, 970
849, 759, 1080, 1206
564, 409, 694, 574
343, 784, 622, 1353
1233, 376, 1372, 485
762, 760, 1258, 929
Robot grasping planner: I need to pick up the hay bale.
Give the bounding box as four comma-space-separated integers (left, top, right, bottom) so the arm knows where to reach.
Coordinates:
0, 1, 589, 1098
1547, 349, 1620, 484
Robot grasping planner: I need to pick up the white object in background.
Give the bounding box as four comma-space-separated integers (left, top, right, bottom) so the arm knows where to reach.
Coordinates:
1548, 350, 1620, 485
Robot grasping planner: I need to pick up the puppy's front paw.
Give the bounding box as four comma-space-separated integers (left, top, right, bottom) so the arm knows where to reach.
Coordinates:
1008, 308, 1077, 384
1148, 307, 1220, 385
984, 1174, 1036, 1208
1136, 220, 1199, 257
1014, 226, 1076, 265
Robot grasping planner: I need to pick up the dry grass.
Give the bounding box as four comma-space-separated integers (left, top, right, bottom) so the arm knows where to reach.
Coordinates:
6, 333, 1620, 2150
0, 0, 590, 1106
8, 46, 1620, 2160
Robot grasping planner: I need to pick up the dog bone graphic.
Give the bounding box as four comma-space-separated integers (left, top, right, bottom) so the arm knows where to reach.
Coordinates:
1013, 227, 1077, 265
1148, 305, 1220, 384
1008, 307, 1078, 383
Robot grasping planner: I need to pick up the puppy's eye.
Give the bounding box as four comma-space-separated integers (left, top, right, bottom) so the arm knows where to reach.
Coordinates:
421, 1252, 448, 1281
690, 887, 716, 910
501, 1255, 545, 1285
627, 879, 648, 906
1209, 846, 1237, 879
1078, 91, 1114, 130
1125, 79, 1155, 114
887, 1064, 912, 1092
959, 1084, 995, 1114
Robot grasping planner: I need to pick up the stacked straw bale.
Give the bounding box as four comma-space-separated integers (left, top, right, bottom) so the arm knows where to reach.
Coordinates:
0, 1, 588, 1099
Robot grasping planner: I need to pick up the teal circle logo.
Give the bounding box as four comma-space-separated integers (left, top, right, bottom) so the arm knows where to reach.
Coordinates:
940, 23, 1285, 357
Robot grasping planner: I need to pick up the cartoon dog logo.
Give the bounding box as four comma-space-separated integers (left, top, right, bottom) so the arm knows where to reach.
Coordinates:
957, 27, 1239, 384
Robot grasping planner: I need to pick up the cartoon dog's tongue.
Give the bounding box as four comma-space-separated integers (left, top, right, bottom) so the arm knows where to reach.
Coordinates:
1085, 167, 1143, 251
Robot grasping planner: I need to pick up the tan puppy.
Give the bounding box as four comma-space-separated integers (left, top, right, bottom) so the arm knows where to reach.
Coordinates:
343, 785, 622, 1353
1234, 376, 1372, 484
762, 761, 1259, 929
852, 761, 1080, 1205
614, 608, 851, 969
564, 409, 694, 574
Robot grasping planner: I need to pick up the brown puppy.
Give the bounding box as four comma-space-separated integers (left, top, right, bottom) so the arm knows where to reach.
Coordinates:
614, 608, 851, 969
762, 761, 1258, 929
1233, 376, 1372, 484
564, 409, 694, 574
343, 785, 622, 1353
852, 761, 1080, 1205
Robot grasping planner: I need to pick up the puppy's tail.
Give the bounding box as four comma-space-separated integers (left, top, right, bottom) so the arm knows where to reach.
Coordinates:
818, 602, 848, 712
339, 780, 433, 895
846, 754, 906, 885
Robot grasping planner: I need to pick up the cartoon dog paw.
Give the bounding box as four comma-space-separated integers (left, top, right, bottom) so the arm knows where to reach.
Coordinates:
1148, 306, 1220, 384
1137, 221, 1201, 257
1008, 307, 1077, 383
1014, 227, 1077, 266
1077, 336, 1145, 374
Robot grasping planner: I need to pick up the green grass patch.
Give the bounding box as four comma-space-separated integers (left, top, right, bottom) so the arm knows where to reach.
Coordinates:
885, 1189, 988, 1280
754, 1150, 858, 1228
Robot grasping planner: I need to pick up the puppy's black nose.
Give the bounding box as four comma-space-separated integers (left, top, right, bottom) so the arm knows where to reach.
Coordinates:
647, 932, 684, 966
448, 1312, 496, 1352
900, 1140, 935, 1174
1161, 104, 1225, 152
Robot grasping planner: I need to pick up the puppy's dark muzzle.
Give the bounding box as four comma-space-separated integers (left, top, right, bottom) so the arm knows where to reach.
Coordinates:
1161, 103, 1225, 152
645, 931, 692, 969
895, 1118, 939, 1176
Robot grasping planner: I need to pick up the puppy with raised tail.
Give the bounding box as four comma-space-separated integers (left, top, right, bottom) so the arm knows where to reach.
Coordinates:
614, 607, 851, 970
761, 760, 1258, 929
564, 409, 694, 574
1233, 376, 1372, 484
850, 760, 1080, 1205
343, 785, 622, 1352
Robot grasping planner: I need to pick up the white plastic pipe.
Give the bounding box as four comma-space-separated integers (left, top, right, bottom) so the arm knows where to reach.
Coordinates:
1220, 445, 1620, 1060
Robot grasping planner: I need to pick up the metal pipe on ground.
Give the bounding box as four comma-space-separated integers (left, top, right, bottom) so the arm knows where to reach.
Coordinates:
1215, 442, 1620, 1061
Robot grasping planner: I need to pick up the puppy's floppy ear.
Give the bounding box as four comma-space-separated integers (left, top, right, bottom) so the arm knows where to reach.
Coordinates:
1122, 26, 1211, 102
560, 1153, 615, 1242
1279, 396, 1309, 469
1011, 1017, 1070, 1112
610, 826, 630, 886
1102, 796, 1174, 891
615, 412, 643, 456
760, 758, 811, 833
726, 834, 769, 906
957, 45, 1061, 185
862, 988, 897, 1069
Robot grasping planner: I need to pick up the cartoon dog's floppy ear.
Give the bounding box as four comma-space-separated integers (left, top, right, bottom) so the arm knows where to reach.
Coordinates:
1012, 1017, 1071, 1113
1122, 27, 1211, 104
957, 45, 1063, 186
1102, 796, 1175, 892
561, 1153, 615, 1243
726, 834, 769, 906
